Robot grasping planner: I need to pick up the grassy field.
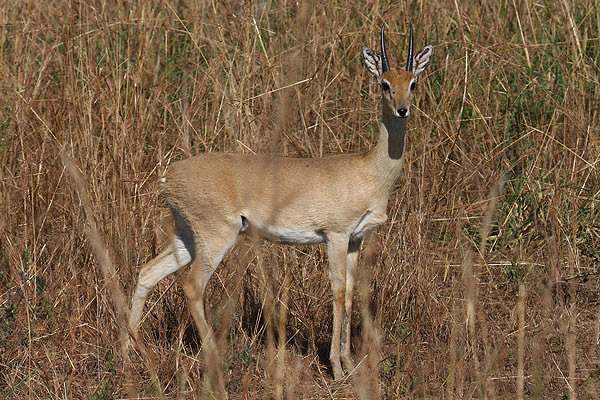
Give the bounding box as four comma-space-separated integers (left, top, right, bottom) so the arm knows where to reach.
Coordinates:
1, 0, 599, 398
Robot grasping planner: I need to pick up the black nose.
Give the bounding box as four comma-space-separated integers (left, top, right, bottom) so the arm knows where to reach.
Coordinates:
397, 108, 408, 118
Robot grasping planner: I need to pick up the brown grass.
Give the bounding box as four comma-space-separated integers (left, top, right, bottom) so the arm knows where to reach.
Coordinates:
1, 0, 599, 398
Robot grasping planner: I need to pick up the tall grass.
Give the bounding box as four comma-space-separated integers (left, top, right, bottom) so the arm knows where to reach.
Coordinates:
1, 0, 599, 398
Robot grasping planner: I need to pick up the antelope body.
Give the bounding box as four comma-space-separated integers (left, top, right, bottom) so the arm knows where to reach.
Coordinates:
129, 24, 433, 382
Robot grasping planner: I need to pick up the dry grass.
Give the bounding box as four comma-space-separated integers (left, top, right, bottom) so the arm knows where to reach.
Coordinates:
1, 0, 599, 398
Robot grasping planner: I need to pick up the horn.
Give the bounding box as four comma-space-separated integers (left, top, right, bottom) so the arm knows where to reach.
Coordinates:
380, 25, 391, 73
406, 22, 414, 72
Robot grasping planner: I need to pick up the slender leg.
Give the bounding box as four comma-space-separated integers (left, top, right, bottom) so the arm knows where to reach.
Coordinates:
327, 233, 349, 380
182, 224, 239, 398
182, 255, 220, 354
341, 238, 361, 372
129, 236, 193, 334
182, 257, 226, 397
129, 206, 196, 336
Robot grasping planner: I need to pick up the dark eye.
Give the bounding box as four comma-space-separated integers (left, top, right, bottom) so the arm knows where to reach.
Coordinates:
381, 81, 390, 91
410, 81, 417, 91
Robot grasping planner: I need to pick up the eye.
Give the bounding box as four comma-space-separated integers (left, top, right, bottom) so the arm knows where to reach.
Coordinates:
410, 81, 417, 92
381, 81, 390, 91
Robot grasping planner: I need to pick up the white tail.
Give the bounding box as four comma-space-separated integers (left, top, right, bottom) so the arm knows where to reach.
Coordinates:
129, 23, 433, 382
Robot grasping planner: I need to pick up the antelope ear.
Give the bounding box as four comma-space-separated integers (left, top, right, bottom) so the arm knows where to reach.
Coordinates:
362, 46, 383, 81
412, 45, 433, 80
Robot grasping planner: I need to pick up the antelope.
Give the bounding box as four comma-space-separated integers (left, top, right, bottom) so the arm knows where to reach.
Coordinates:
128, 24, 433, 381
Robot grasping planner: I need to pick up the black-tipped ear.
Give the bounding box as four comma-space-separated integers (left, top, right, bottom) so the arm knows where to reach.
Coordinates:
362, 46, 383, 81
412, 45, 433, 79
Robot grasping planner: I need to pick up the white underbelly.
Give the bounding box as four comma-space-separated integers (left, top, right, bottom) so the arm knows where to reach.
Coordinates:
241, 218, 326, 245
239, 210, 382, 246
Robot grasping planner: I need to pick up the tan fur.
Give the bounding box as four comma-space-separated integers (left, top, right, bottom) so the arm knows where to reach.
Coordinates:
166, 152, 389, 234
128, 40, 431, 383
381, 69, 416, 115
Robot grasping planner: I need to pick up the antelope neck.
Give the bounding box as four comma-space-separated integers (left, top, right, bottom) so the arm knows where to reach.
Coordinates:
382, 105, 407, 160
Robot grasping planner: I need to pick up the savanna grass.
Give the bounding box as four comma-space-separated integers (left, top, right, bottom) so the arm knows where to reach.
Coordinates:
1, 0, 599, 398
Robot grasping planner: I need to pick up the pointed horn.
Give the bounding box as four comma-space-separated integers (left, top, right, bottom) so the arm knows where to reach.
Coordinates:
406, 22, 414, 72
380, 25, 391, 73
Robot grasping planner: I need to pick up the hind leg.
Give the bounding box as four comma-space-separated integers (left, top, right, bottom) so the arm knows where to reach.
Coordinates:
182, 224, 240, 398
129, 236, 193, 334
129, 206, 196, 336
182, 225, 240, 348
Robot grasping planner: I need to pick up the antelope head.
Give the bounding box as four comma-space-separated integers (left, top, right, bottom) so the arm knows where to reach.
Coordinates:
362, 23, 433, 119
